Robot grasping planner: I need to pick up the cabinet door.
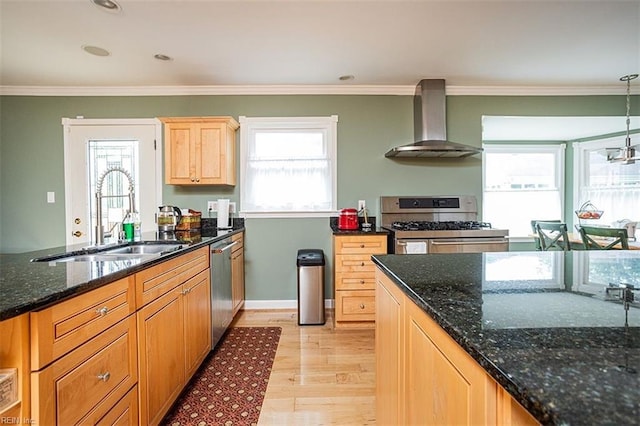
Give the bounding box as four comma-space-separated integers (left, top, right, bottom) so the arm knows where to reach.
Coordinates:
197, 123, 225, 184
375, 270, 405, 426
405, 301, 492, 425
162, 117, 238, 186
164, 122, 196, 185
231, 245, 245, 315
137, 289, 185, 426
183, 270, 212, 379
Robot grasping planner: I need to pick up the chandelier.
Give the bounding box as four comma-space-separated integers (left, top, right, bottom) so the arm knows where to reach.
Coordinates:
606, 73, 639, 164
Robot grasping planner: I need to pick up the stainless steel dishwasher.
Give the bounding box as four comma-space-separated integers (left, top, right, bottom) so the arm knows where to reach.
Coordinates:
210, 236, 237, 348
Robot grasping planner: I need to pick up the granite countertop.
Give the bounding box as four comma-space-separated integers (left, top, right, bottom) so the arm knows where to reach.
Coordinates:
0, 227, 244, 321
372, 250, 640, 426
329, 216, 389, 235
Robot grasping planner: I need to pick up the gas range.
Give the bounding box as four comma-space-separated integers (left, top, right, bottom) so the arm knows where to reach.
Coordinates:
390, 220, 493, 231
380, 196, 509, 254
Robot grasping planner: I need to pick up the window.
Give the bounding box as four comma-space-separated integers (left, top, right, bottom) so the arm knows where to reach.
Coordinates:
482, 144, 565, 238
240, 116, 337, 217
573, 136, 640, 225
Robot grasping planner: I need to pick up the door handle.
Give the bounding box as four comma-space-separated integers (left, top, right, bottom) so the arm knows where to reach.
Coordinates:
72, 231, 83, 237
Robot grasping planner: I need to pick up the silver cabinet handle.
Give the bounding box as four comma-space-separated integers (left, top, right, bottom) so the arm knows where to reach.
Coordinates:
95, 306, 109, 317
97, 372, 110, 382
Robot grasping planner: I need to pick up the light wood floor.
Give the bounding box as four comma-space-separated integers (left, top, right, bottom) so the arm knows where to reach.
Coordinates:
230, 309, 376, 425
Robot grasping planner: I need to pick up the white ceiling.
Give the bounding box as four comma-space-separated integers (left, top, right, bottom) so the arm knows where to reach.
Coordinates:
1, 0, 639, 94
1, 0, 639, 140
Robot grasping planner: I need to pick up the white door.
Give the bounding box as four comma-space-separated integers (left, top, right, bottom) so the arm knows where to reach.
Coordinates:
63, 118, 162, 245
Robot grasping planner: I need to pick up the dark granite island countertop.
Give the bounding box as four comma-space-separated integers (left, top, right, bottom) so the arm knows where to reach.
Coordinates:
372, 250, 640, 425
0, 228, 244, 321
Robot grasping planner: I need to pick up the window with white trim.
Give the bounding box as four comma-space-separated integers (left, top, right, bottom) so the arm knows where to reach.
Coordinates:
240, 116, 337, 218
482, 144, 565, 238
573, 136, 640, 226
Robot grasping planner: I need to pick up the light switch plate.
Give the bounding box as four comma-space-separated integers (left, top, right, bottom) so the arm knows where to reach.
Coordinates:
358, 200, 366, 210
47, 191, 55, 203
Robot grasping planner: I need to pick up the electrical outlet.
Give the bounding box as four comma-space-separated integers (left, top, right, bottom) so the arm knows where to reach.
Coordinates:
229, 202, 236, 213
358, 200, 366, 210
207, 201, 217, 212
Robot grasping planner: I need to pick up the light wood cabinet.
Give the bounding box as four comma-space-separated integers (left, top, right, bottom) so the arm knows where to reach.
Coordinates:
405, 300, 495, 424
0, 313, 30, 421
29, 276, 137, 425
136, 247, 211, 426
375, 269, 404, 426
31, 315, 138, 425
375, 268, 540, 426
333, 234, 387, 328
231, 232, 245, 316
161, 116, 239, 185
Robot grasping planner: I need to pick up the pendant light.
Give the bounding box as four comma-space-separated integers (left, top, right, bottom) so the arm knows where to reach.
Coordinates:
606, 73, 639, 165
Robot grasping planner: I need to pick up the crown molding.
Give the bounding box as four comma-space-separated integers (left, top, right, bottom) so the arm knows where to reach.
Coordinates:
0, 84, 636, 97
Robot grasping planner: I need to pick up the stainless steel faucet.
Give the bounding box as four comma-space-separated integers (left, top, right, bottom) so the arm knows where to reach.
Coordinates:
95, 166, 135, 245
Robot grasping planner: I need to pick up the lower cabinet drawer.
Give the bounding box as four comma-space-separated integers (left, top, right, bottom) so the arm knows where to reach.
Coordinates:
335, 290, 375, 322
96, 384, 139, 426
335, 274, 376, 290
31, 315, 138, 426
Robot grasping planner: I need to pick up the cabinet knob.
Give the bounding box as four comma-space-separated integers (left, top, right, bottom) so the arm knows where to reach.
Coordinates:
191, 177, 195, 182
95, 306, 109, 317
72, 231, 83, 237
195, 178, 200, 183
360, 280, 365, 284
97, 372, 111, 382
360, 244, 365, 248
359, 303, 365, 309
361, 262, 365, 267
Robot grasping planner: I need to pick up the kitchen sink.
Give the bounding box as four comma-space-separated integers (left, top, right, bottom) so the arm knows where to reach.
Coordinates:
31, 242, 184, 263
50, 253, 158, 263
104, 243, 183, 255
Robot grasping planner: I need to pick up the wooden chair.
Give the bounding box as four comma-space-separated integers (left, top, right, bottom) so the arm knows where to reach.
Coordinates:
578, 226, 629, 250
535, 221, 571, 251
530, 220, 561, 250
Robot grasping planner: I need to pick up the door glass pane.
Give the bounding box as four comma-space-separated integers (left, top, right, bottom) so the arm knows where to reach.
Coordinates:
88, 140, 139, 239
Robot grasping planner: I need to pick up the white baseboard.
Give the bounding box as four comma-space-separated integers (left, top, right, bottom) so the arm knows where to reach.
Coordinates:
243, 299, 334, 310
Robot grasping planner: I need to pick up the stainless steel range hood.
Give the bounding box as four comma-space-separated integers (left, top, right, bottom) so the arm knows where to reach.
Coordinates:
385, 79, 482, 158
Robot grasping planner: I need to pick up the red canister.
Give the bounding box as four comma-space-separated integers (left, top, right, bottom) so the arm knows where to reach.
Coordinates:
338, 208, 359, 230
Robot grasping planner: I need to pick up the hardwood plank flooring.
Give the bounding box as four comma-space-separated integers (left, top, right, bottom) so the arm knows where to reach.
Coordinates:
230, 309, 376, 425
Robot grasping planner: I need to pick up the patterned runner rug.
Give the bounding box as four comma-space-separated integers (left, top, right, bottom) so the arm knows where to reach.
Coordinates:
163, 326, 282, 426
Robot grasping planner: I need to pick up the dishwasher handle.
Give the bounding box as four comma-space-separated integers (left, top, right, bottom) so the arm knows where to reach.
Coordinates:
211, 240, 238, 254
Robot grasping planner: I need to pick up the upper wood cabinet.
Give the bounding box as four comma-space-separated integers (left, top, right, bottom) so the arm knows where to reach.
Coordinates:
160, 116, 239, 185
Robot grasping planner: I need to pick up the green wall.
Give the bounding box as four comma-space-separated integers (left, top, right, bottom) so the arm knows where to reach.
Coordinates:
1, 93, 637, 301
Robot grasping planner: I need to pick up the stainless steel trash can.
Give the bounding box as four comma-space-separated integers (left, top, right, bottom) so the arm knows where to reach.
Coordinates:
297, 249, 326, 325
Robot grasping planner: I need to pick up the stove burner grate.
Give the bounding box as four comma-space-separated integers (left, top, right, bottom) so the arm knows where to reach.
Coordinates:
391, 221, 493, 231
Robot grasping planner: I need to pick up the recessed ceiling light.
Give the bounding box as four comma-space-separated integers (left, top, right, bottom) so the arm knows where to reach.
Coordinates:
154, 54, 173, 61
339, 75, 355, 81
91, 0, 122, 13
82, 45, 110, 57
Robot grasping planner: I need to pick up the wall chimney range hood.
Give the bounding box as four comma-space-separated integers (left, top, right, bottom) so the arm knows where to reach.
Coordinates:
385, 79, 482, 158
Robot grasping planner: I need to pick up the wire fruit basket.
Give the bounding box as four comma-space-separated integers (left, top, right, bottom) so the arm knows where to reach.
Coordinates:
575, 201, 604, 220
